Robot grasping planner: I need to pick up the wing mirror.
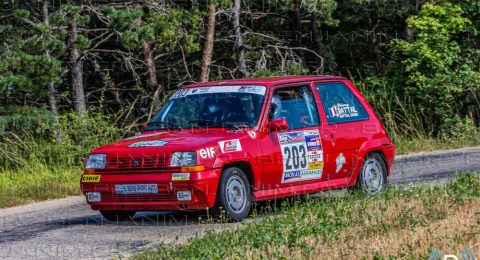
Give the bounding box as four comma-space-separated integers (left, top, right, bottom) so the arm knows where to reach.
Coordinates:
268, 118, 289, 132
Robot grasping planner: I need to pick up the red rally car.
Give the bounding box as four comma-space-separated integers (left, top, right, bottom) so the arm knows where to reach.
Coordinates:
81, 76, 395, 221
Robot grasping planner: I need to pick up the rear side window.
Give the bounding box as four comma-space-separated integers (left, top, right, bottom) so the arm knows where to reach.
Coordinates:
315, 82, 369, 124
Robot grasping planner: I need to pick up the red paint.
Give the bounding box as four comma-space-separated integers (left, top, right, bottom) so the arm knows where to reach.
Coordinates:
80, 76, 395, 212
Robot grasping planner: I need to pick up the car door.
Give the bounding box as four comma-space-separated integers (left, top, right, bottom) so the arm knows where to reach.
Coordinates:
259, 83, 327, 189
313, 80, 371, 181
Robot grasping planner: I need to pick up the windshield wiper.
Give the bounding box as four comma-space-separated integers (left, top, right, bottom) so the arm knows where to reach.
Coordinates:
146, 121, 182, 130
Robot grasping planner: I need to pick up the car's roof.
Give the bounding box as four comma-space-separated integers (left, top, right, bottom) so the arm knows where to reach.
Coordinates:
184, 75, 346, 88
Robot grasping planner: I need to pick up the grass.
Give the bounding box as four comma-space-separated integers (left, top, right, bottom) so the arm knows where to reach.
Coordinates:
0, 165, 82, 208
135, 174, 480, 259
394, 134, 480, 155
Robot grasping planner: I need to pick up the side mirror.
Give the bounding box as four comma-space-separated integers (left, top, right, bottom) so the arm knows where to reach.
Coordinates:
268, 118, 289, 132
141, 123, 148, 131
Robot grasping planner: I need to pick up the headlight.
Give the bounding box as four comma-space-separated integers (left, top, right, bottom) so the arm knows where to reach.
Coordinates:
170, 152, 197, 166
86, 154, 106, 169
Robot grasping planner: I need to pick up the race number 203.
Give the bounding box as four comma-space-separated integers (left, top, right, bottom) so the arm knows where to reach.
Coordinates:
278, 130, 324, 183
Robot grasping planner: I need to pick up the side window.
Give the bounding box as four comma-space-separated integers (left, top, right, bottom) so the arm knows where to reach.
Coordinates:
315, 82, 369, 124
269, 85, 320, 129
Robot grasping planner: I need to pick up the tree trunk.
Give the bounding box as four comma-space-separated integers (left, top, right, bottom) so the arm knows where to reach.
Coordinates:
232, 0, 249, 78
200, 2, 216, 82
42, 0, 62, 143
310, 14, 324, 54
143, 41, 161, 98
289, 0, 302, 48
70, 19, 87, 116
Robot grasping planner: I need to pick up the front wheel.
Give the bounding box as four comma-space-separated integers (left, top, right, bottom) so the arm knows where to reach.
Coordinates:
213, 167, 252, 221
100, 210, 136, 221
357, 153, 387, 195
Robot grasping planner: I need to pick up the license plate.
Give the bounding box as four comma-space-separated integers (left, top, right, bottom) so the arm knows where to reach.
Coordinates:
115, 184, 158, 195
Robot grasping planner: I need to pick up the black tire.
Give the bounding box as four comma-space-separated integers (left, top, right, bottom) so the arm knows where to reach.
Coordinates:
100, 210, 136, 221
356, 153, 388, 195
212, 167, 252, 221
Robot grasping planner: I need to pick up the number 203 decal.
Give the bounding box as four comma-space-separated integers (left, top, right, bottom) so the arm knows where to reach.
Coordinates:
277, 130, 324, 183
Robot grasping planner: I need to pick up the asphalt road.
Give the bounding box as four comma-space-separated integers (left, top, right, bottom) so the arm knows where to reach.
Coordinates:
1, 147, 479, 259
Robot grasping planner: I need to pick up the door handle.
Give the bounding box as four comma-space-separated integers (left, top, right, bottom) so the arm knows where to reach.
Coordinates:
329, 134, 335, 145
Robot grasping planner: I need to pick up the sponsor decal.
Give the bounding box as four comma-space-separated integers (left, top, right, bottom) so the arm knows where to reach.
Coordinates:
335, 153, 346, 173
129, 140, 168, 147
279, 132, 305, 145
308, 150, 323, 162
328, 103, 359, 118
199, 147, 215, 159
218, 139, 242, 153
304, 130, 322, 151
237, 85, 265, 94
283, 169, 323, 182
177, 191, 192, 201
81, 175, 101, 183
170, 85, 266, 99
278, 130, 324, 183
172, 172, 190, 181
248, 131, 257, 139
308, 161, 324, 170
86, 192, 101, 202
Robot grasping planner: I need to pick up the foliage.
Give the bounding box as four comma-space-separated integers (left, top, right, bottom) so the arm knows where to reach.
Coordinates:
0, 0, 479, 171
0, 108, 124, 170
135, 174, 480, 259
390, 2, 480, 131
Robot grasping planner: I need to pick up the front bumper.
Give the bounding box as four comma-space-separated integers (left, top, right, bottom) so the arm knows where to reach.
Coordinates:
80, 169, 221, 211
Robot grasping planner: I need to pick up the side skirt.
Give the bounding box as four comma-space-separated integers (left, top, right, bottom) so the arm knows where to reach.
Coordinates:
253, 177, 351, 201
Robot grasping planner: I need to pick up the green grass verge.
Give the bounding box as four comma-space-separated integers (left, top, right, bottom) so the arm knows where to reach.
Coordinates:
395, 134, 480, 155
135, 174, 480, 259
0, 165, 81, 208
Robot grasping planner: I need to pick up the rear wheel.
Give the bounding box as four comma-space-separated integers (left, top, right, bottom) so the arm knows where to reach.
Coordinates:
213, 167, 251, 221
100, 210, 136, 221
357, 153, 387, 195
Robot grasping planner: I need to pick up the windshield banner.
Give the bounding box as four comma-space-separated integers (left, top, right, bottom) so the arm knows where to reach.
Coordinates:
170, 85, 266, 99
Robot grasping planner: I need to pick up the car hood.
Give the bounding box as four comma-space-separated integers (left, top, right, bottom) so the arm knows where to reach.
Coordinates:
91, 129, 242, 154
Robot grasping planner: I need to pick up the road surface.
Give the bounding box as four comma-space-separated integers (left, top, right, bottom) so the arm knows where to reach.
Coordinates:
1, 147, 479, 259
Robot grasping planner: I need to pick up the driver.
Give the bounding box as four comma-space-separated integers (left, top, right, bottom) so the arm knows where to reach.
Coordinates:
200, 97, 224, 123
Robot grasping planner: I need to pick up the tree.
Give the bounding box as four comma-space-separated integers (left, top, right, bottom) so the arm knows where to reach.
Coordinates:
200, 1, 217, 82
231, 0, 249, 77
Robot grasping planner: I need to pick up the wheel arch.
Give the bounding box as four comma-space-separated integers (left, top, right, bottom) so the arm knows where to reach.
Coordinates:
222, 160, 255, 189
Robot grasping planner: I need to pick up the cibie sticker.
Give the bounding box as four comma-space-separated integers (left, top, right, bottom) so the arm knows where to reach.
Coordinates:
129, 140, 168, 147
335, 153, 346, 173
328, 103, 358, 118
81, 175, 101, 183
172, 172, 190, 181
277, 129, 323, 183
218, 139, 242, 153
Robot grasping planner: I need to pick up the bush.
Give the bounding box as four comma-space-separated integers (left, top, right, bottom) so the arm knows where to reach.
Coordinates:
0, 107, 124, 170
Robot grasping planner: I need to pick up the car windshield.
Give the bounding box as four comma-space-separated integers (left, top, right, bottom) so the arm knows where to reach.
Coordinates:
146, 85, 267, 130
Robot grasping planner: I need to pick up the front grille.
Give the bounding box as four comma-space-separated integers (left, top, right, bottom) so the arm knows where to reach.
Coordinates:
101, 193, 177, 202
95, 155, 180, 174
